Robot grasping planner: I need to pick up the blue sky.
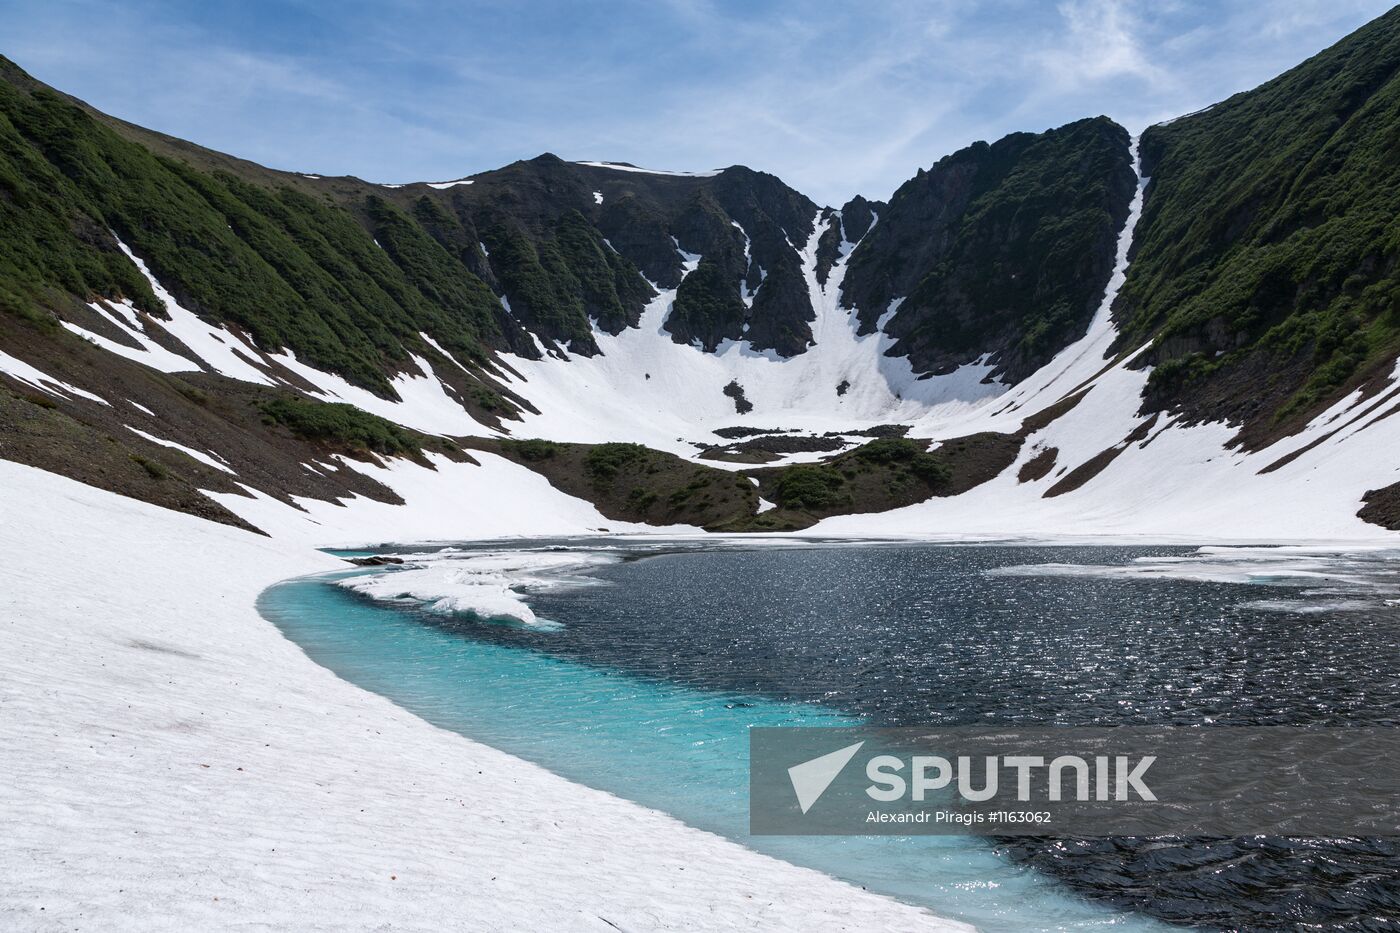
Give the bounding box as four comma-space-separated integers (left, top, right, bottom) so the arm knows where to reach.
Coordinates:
0, 0, 1393, 204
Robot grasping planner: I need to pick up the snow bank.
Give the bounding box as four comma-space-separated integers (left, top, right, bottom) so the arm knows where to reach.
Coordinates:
95, 239, 491, 436
0, 461, 960, 932
990, 545, 1400, 588
263, 349, 490, 437
115, 240, 279, 386
206, 449, 695, 546
61, 300, 200, 373
989, 543, 1400, 613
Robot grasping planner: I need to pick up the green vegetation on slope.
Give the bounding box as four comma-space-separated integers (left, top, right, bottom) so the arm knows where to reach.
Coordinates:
259, 395, 452, 459
482, 437, 759, 528
484, 432, 1022, 533
361, 195, 506, 362
0, 55, 834, 395
477, 222, 600, 354
0, 81, 160, 320
552, 210, 655, 335
0, 60, 513, 398
1116, 8, 1400, 438
478, 431, 1019, 534
724, 433, 1021, 531
762, 438, 951, 517
0, 306, 454, 531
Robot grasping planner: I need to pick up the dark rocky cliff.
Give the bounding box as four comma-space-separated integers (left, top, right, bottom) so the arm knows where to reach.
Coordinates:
840, 116, 1136, 384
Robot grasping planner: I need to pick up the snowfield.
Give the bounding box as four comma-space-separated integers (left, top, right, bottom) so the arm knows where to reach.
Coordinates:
0, 460, 963, 932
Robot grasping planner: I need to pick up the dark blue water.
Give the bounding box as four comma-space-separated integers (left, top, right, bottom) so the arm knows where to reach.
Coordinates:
261, 541, 1400, 930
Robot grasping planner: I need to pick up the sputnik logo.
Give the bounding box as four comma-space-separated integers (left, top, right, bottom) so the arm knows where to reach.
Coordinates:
787, 741, 865, 814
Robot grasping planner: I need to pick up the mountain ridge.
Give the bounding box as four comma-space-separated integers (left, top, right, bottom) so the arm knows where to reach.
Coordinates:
2, 8, 1400, 538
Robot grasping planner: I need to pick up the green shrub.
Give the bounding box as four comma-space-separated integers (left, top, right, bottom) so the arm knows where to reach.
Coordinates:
130, 453, 167, 479
21, 391, 56, 409
511, 438, 560, 461
0, 285, 55, 329
775, 466, 845, 509
853, 437, 922, 463
259, 395, 419, 456
468, 385, 506, 412
583, 442, 649, 479
175, 382, 210, 406
910, 454, 952, 487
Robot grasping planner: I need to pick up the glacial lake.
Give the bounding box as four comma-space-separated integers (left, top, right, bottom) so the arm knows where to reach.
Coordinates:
258, 540, 1400, 931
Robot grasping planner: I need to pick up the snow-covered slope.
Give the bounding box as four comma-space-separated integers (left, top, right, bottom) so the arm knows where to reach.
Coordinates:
491, 210, 1000, 454
0, 460, 963, 931
13, 134, 1400, 542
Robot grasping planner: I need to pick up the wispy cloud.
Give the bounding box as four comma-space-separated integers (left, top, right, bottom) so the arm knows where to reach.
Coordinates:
1035, 0, 1166, 89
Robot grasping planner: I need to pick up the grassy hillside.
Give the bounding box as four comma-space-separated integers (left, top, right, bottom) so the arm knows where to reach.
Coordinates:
0, 50, 836, 392
1115, 8, 1400, 442
479, 434, 1023, 532
472, 437, 761, 529
0, 61, 525, 401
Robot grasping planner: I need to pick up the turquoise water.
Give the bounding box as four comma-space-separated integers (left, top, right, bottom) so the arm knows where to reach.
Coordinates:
259, 563, 1155, 931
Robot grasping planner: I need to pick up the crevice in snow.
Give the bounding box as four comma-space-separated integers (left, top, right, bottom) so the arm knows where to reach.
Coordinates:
732, 221, 755, 306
